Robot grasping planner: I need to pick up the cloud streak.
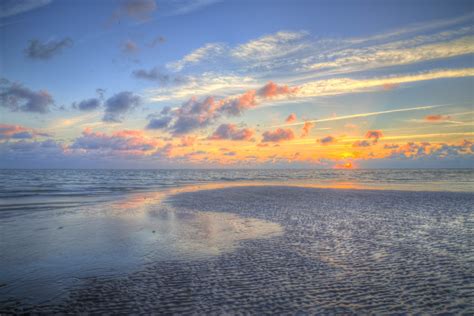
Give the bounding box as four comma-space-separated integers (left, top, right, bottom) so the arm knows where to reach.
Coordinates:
0, 0, 51, 18
275, 104, 447, 127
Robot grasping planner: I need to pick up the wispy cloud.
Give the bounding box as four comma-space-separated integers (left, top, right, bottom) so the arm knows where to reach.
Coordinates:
0, 0, 51, 18
275, 104, 447, 127
146, 73, 259, 102
306, 36, 474, 74
296, 68, 474, 99
164, 0, 221, 16
167, 43, 226, 71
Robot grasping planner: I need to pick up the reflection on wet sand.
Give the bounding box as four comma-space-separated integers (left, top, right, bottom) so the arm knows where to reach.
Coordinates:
0, 184, 282, 305
110, 181, 369, 212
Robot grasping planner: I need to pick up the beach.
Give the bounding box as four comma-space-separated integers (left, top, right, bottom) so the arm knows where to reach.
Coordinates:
1, 175, 473, 314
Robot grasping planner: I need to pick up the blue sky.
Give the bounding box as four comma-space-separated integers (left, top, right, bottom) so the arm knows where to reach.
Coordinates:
0, 0, 473, 168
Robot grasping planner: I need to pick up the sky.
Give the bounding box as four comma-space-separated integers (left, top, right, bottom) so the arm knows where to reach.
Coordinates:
0, 0, 473, 169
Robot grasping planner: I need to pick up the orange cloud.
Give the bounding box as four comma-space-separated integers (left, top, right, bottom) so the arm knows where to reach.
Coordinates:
424, 114, 451, 121
180, 135, 197, 147
285, 113, 297, 123
0, 123, 49, 139
382, 83, 399, 90
258, 81, 299, 98
301, 122, 314, 137
147, 81, 298, 135
113, 129, 145, 138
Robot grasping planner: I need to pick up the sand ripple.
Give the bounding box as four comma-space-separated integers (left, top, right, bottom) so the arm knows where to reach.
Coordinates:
2, 186, 473, 314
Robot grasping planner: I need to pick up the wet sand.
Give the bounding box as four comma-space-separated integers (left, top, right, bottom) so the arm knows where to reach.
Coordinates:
1, 185, 473, 314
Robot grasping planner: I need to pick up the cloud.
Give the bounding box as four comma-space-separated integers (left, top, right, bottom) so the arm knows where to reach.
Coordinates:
74, 98, 101, 111
24, 38, 73, 60
111, 0, 157, 23
277, 104, 447, 128
122, 40, 138, 54
162, 18, 473, 86
103, 91, 141, 122
382, 83, 399, 90
424, 114, 452, 121
146, 116, 173, 129
132, 67, 187, 85
71, 128, 159, 152
0, 0, 51, 18
0, 139, 65, 166
146, 81, 294, 135
365, 130, 383, 143
345, 123, 358, 129
318, 135, 337, 145
146, 73, 258, 102
386, 140, 474, 160
306, 36, 474, 74
167, 96, 218, 134
0, 123, 49, 139
258, 81, 299, 98
209, 124, 254, 141
180, 135, 197, 147
219, 90, 257, 115
261, 128, 295, 142
297, 68, 474, 99
352, 140, 371, 147
231, 31, 308, 63
164, 0, 221, 16
0, 79, 53, 113
149, 36, 166, 47
133, 67, 168, 82
167, 43, 226, 71
301, 122, 314, 137
285, 113, 296, 123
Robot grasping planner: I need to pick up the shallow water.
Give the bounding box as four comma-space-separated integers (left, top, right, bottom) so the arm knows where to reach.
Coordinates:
1, 170, 473, 313
0, 188, 282, 306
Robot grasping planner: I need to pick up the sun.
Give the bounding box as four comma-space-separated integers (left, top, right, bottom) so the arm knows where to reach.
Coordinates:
333, 161, 355, 169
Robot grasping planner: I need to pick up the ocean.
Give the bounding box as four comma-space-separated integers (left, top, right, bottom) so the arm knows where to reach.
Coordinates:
1, 169, 473, 313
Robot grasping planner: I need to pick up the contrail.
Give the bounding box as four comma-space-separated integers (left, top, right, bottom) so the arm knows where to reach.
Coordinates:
272, 104, 449, 127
